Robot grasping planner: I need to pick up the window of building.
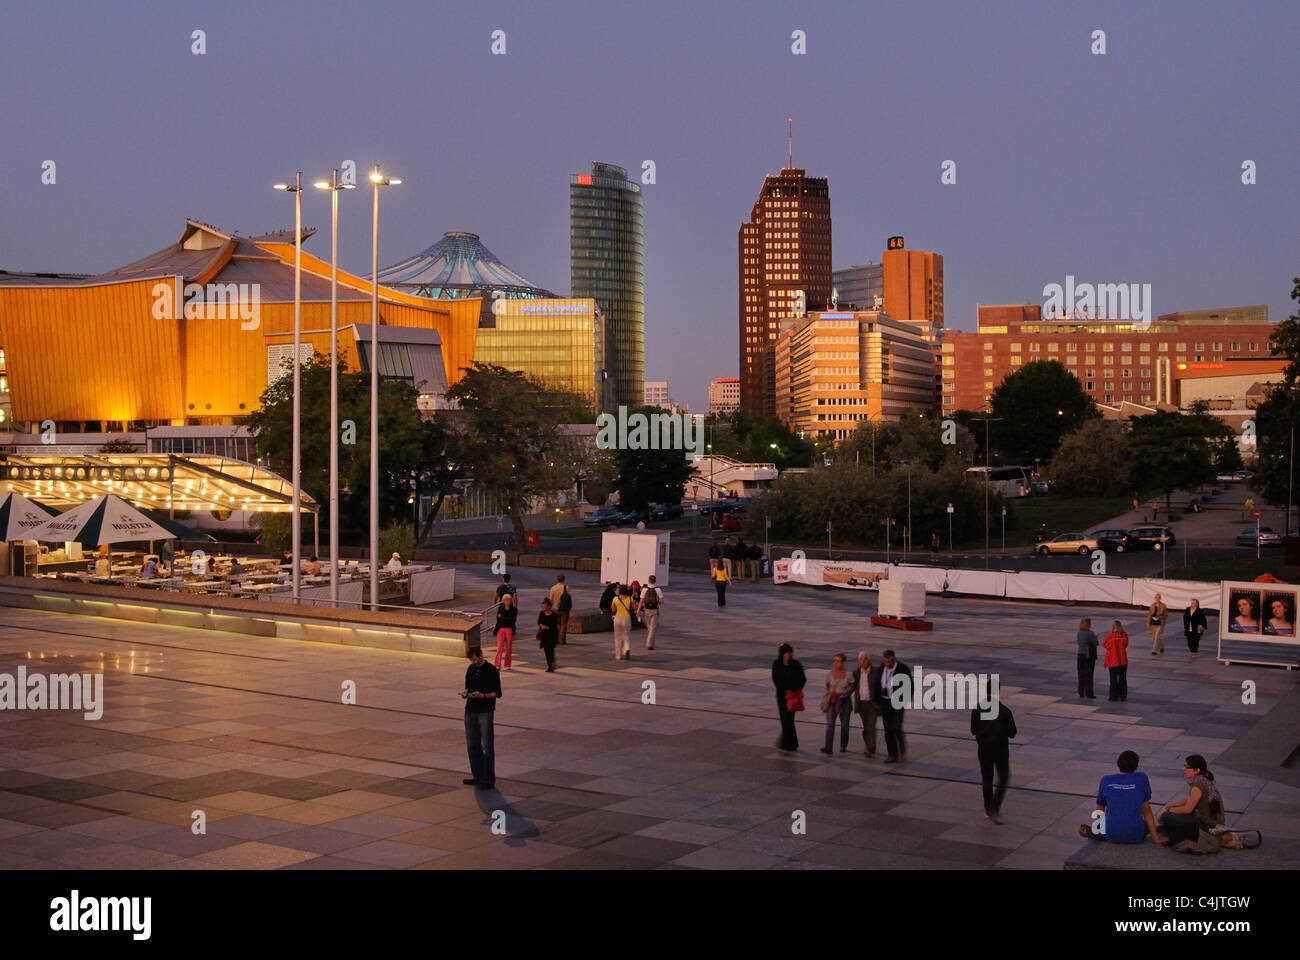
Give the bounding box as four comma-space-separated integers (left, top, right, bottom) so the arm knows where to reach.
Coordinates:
1009, 343, 1021, 351
1213, 342, 1222, 351
1103, 343, 1114, 352
1066, 343, 1077, 352
1159, 342, 1170, 351
1175, 342, 1187, 351
983, 342, 993, 350
1065, 356, 1077, 364
983, 368, 993, 376
1047, 344, 1059, 352
1231, 341, 1240, 351
1249, 342, 1259, 351
1139, 342, 1151, 351
1009, 354, 1021, 364
1029, 344, 1040, 352
1194, 342, 1205, 351
1121, 343, 1132, 352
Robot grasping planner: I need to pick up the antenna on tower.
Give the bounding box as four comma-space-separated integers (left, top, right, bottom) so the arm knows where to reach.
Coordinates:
787, 118, 794, 169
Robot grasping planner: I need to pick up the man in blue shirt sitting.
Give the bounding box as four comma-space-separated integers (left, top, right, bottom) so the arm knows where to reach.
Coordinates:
1083, 750, 1167, 844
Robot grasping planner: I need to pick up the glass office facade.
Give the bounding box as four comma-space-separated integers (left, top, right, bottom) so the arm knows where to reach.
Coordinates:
570, 162, 644, 408
474, 299, 605, 410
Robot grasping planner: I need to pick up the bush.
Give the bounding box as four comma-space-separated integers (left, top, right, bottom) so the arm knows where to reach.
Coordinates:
258, 514, 291, 558
378, 522, 416, 563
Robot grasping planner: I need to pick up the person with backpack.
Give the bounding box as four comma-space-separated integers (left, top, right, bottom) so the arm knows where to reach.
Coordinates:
549, 574, 573, 645
638, 575, 664, 650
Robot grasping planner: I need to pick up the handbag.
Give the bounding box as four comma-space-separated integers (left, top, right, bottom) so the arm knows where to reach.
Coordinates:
818, 692, 832, 712
785, 690, 805, 712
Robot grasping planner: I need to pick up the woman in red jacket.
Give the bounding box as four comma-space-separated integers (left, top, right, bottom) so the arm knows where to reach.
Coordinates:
1103, 620, 1129, 702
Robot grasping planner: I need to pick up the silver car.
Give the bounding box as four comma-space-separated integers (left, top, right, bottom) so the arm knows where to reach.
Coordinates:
1035, 533, 1100, 556
1236, 526, 1282, 547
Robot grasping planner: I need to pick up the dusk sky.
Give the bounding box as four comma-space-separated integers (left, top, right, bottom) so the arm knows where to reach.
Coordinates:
2, 0, 1296, 411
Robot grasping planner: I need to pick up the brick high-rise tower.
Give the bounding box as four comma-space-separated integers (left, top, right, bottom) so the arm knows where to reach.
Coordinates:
738, 166, 831, 416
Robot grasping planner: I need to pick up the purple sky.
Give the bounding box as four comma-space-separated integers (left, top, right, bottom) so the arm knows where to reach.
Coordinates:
3, 0, 1296, 412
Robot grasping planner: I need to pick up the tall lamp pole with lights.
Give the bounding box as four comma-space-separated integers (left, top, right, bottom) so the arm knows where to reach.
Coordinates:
314, 171, 354, 604
368, 166, 400, 610
272, 173, 304, 601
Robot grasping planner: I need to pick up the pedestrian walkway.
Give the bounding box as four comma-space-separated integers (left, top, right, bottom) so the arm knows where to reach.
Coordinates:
0, 566, 1294, 869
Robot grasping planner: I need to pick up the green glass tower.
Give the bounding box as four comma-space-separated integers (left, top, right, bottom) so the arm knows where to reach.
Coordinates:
570, 161, 644, 409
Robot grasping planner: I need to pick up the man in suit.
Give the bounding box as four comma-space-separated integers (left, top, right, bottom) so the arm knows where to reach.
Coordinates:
852, 651, 882, 758
971, 697, 1017, 824
875, 649, 913, 763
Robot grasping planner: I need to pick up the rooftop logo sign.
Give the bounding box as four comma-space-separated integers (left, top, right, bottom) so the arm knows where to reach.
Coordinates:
152, 278, 260, 330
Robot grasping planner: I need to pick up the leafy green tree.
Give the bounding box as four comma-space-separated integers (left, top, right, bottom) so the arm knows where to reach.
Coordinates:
608, 406, 696, 512
844, 411, 978, 472
1048, 420, 1131, 497
1251, 278, 1300, 512
989, 360, 1097, 465
705, 411, 813, 468
1213, 435, 1245, 476
446, 363, 583, 551
246, 351, 436, 546
1122, 411, 1223, 513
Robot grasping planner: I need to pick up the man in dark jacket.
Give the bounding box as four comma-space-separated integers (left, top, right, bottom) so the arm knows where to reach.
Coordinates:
852, 651, 882, 757
971, 699, 1017, 823
462, 646, 502, 789
875, 650, 913, 763
598, 581, 617, 614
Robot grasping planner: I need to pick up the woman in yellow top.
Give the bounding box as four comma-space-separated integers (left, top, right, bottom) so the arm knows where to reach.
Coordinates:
713, 561, 732, 607
612, 585, 635, 661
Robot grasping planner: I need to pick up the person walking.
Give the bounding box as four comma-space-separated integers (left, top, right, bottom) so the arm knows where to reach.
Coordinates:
1147, 593, 1168, 655
1157, 754, 1225, 847
639, 575, 663, 650
611, 585, 634, 660
712, 559, 731, 606
707, 542, 721, 575
1103, 620, 1129, 702
1076, 617, 1099, 699
772, 643, 806, 751
930, 531, 940, 558
971, 698, 1017, 824
549, 574, 572, 645
1183, 599, 1207, 660
876, 649, 913, 763
599, 580, 617, 614
461, 645, 501, 789
852, 651, 881, 758
494, 573, 517, 605
821, 653, 855, 754
537, 597, 559, 672
492, 594, 517, 671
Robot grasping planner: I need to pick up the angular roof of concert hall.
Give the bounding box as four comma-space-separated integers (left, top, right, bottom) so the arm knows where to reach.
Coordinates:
0, 220, 480, 426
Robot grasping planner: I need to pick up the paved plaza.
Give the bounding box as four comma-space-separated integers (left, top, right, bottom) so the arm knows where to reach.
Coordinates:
0, 565, 1296, 870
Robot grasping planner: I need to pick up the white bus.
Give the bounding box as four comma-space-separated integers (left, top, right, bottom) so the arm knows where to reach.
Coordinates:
965, 465, 1034, 498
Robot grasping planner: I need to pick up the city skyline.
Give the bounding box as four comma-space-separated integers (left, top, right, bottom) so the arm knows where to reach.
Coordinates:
2, 0, 1295, 413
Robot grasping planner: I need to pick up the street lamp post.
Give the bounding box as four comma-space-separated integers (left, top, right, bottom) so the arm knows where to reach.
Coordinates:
314, 170, 355, 604
1001, 505, 1007, 552
947, 502, 954, 555
272, 173, 303, 601
827, 520, 832, 561
368, 166, 401, 611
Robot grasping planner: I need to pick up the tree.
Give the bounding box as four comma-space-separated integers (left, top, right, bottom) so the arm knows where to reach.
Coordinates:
246, 351, 437, 546
445, 363, 583, 552
98, 437, 135, 453
844, 411, 977, 472
608, 405, 696, 512
1213, 434, 1245, 476
1122, 411, 1224, 513
989, 361, 1097, 465
1251, 277, 1300, 513
705, 411, 814, 468
1048, 420, 1131, 497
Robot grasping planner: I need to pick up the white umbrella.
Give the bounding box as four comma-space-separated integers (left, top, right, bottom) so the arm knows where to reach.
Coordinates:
0, 492, 57, 541
25, 494, 175, 546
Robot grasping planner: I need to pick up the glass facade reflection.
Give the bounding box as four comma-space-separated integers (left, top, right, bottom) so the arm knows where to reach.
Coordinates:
570, 162, 644, 408
475, 299, 605, 410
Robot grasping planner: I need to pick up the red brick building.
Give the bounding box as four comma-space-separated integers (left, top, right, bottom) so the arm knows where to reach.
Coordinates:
942, 304, 1274, 414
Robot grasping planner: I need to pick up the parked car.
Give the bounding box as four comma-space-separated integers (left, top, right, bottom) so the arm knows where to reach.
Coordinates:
618, 508, 650, 525
650, 503, 684, 521
1216, 470, 1252, 482
583, 507, 622, 528
1035, 533, 1100, 556
719, 513, 744, 532
1129, 526, 1177, 551
1090, 528, 1135, 553
1236, 526, 1283, 547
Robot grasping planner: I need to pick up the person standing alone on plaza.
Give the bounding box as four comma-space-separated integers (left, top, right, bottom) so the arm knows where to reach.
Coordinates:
971, 695, 1017, 824
1076, 617, 1099, 699
1183, 599, 1207, 660
1103, 620, 1129, 701
852, 651, 881, 758
638, 575, 663, 650
493, 594, 517, 670
549, 574, 572, 645
821, 653, 854, 755
712, 559, 731, 606
876, 650, 913, 763
772, 643, 806, 751
461, 646, 501, 789
537, 596, 559, 672
612, 585, 635, 660
1147, 593, 1168, 655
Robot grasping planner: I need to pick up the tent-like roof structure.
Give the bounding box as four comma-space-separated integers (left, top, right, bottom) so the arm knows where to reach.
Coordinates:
375, 231, 556, 300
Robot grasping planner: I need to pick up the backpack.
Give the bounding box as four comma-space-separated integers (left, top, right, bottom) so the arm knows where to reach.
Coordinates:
642, 587, 659, 610
558, 588, 572, 613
